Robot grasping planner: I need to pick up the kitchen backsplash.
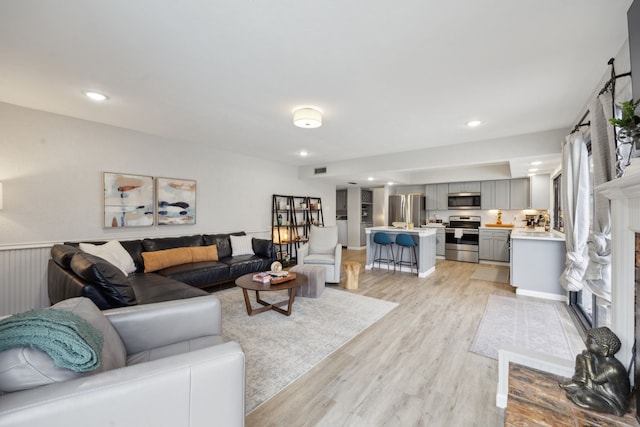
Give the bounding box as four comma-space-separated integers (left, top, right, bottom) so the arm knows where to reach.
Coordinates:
427, 209, 549, 227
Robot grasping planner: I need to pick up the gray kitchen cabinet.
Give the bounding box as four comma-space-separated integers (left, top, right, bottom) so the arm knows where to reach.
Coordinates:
529, 174, 550, 210
481, 180, 510, 210
448, 181, 481, 193
435, 228, 445, 256
479, 229, 511, 262
426, 183, 448, 210
336, 189, 347, 212
509, 178, 530, 209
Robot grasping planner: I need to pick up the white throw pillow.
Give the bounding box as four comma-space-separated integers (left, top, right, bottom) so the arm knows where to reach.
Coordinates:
230, 235, 254, 256
80, 240, 136, 276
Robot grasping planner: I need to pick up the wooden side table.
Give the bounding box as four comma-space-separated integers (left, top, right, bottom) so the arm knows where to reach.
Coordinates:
344, 261, 361, 290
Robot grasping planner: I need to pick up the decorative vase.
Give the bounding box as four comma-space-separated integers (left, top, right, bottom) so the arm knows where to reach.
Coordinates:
615, 127, 640, 178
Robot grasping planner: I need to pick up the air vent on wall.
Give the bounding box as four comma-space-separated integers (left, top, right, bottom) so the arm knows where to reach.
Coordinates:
314, 167, 327, 175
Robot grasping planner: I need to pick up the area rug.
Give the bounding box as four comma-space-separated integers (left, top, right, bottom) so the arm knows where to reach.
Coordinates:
470, 294, 573, 361
216, 287, 398, 413
470, 265, 510, 284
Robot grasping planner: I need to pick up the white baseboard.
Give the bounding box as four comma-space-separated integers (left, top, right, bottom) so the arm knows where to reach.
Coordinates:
515, 288, 568, 302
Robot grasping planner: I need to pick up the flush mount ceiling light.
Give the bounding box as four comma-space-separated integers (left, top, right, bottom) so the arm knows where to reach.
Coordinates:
82, 91, 108, 101
367, 177, 374, 181
465, 120, 482, 128
293, 107, 322, 128
528, 168, 539, 172
299, 150, 308, 157
530, 161, 542, 166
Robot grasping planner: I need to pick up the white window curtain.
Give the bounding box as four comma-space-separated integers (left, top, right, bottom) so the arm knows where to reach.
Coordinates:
559, 131, 590, 292
582, 92, 615, 301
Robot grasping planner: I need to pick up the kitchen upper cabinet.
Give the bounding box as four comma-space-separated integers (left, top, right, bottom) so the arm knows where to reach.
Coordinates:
336, 189, 347, 212
481, 180, 510, 210
530, 175, 550, 210
448, 181, 481, 193
426, 183, 448, 210
509, 178, 530, 210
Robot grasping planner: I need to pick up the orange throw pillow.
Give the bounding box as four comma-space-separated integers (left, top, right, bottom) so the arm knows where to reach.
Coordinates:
190, 245, 218, 262
142, 245, 219, 273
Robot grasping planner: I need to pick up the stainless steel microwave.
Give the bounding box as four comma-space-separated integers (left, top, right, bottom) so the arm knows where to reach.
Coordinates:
447, 192, 481, 210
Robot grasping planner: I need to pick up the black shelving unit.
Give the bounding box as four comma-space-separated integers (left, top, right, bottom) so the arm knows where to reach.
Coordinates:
271, 194, 324, 265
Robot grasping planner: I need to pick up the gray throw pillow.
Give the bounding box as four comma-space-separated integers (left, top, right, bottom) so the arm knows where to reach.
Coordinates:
0, 297, 127, 393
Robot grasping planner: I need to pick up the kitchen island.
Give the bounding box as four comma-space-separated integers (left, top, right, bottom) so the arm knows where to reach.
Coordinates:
364, 226, 437, 278
510, 229, 567, 301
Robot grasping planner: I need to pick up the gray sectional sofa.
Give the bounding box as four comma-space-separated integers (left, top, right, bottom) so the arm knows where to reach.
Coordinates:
48, 232, 275, 310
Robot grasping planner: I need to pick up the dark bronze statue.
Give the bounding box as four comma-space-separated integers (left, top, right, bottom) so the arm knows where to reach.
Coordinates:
560, 327, 631, 416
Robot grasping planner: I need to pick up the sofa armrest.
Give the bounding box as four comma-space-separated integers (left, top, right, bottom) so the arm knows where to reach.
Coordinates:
334, 243, 342, 267
297, 243, 310, 265
0, 341, 245, 427
104, 295, 222, 354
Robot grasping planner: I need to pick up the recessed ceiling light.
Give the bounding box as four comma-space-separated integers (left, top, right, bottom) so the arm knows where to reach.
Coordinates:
528, 173, 537, 177
83, 91, 108, 101
388, 182, 394, 186
466, 120, 482, 128
367, 177, 374, 181
530, 161, 542, 166
528, 168, 538, 172
299, 150, 308, 157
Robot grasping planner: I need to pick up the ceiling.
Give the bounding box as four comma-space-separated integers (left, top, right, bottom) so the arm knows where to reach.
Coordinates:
0, 1, 633, 186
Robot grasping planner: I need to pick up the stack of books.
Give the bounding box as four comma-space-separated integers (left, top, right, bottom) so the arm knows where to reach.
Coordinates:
252, 272, 271, 284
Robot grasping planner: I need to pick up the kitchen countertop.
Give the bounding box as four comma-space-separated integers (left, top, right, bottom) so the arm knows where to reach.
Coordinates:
365, 226, 436, 235
510, 228, 565, 241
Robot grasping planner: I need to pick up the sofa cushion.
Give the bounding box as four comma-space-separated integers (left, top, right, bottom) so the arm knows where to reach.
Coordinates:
50, 244, 81, 269
0, 297, 126, 393
142, 246, 219, 273
141, 235, 203, 252
157, 261, 231, 287
203, 232, 245, 258
223, 255, 273, 278
127, 335, 225, 366
119, 239, 145, 273
80, 240, 137, 276
71, 252, 137, 307
309, 226, 338, 255
127, 273, 209, 304
230, 235, 254, 256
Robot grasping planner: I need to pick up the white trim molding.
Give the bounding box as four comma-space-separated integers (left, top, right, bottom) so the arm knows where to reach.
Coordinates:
597, 172, 640, 370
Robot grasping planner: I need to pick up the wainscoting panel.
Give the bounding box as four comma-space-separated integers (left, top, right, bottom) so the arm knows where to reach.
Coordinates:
0, 245, 52, 316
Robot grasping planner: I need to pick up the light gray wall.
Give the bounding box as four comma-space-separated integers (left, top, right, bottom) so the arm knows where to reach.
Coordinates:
0, 102, 335, 246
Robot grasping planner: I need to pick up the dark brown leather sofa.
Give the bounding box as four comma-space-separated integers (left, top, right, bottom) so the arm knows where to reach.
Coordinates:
48, 232, 275, 309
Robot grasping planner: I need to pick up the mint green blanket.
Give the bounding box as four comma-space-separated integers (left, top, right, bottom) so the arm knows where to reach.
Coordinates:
0, 308, 103, 372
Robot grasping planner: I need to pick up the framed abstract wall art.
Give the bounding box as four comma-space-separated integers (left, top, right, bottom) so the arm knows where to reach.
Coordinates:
103, 172, 155, 228
156, 177, 196, 225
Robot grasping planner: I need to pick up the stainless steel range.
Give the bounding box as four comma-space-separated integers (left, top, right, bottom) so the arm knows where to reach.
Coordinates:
445, 215, 481, 263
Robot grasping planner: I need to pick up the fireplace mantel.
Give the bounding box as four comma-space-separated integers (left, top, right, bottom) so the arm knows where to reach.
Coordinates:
598, 172, 640, 202
597, 172, 640, 373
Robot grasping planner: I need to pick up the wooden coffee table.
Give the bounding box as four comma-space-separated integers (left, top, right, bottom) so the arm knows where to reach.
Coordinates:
235, 273, 308, 316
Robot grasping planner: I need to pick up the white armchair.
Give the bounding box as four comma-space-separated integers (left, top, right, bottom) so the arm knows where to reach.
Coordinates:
297, 225, 342, 283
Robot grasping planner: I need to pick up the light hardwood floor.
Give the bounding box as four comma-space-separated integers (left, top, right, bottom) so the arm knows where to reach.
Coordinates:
246, 249, 580, 427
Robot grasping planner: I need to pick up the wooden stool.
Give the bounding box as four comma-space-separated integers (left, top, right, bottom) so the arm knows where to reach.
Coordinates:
344, 261, 361, 290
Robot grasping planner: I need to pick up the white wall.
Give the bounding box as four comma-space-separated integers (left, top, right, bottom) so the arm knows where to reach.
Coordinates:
0, 102, 336, 246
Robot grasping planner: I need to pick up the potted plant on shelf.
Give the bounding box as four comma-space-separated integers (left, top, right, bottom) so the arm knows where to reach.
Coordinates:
608, 99, 640, 177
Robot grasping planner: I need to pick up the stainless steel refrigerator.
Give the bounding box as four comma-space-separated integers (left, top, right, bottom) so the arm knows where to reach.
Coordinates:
388, 194, 425, 226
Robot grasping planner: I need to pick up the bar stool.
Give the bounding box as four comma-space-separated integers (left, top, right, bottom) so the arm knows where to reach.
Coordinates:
395, 233, 418, 275
372, 232, 395, 271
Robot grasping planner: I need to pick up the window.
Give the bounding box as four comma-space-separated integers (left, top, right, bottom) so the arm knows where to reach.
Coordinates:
553, 174, 562, 232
